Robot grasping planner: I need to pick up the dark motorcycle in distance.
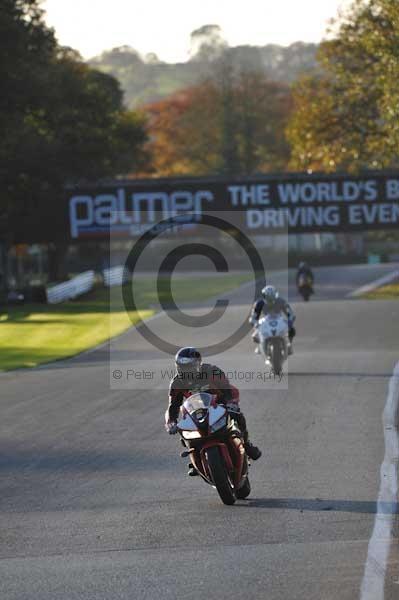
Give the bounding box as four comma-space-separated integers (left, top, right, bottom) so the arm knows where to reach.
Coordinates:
297, 274, 314, 302
171, 392, 251, 505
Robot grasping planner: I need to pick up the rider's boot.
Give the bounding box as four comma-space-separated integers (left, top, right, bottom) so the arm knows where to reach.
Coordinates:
244, 441, 262, 461
236, 413, 262, 461
288, 327, 296, 355
252, 331, 261, 354
187, 463, 198, 476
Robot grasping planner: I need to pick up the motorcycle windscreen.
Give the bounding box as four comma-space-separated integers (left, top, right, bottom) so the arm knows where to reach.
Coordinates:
177, 393, 213, 431
182, 392, 213, 414
208, 405, 227, 426
177, 413, 197, 431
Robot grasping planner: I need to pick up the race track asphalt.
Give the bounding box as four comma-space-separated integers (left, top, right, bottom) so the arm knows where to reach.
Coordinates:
0, 263, 398, 600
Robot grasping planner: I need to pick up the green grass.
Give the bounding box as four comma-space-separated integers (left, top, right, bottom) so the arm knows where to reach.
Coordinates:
0, 273, 250, 371
364, 283, 399, 300
0, 293, 153, 371
129, 273, 251, 307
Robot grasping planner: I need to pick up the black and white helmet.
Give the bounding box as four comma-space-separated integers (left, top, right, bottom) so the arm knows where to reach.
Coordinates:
175, 347, 202, 377
262, 285, 279, 304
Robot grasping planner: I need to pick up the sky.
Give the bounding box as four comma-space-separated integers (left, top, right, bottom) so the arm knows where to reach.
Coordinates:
43, 0, 352, 63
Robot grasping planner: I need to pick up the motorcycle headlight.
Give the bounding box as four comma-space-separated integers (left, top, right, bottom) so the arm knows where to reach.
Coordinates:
194, 409, 207, 423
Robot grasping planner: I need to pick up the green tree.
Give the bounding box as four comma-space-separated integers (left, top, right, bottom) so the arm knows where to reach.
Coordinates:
11, 54, 148, 279
0, 0, 55, 208
36, 53, 148, 182
0, 0, 56, 289
0, 1, 149, 282
287, 0, 399, 172
0, 0, 55, 121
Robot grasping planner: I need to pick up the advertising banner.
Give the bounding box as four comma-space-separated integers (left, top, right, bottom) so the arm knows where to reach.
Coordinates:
11, 171, 399, 243
68, 173, 399, 240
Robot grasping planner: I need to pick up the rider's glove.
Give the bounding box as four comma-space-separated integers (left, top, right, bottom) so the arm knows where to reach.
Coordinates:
166, 421, 178, 435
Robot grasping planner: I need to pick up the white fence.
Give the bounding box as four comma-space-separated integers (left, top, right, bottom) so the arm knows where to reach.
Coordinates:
103, 266, 130, 287
46, 271, 95, 304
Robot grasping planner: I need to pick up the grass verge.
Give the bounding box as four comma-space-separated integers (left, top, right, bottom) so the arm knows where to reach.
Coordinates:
0, 273, 250, 371
364, 282, 399, 300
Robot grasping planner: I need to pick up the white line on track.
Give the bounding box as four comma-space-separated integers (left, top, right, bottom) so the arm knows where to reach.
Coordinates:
360, 361, 399, 599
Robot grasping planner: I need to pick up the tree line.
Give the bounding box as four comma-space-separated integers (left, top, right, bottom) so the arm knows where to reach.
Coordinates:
288, 0, 399, 173
142, 0, 399, 178
143, 61, 291, 177
3, 0, 399, 249
89, 34, 318, 108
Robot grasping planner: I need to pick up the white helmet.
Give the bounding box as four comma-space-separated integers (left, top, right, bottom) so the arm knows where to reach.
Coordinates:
262, 285, 279, 303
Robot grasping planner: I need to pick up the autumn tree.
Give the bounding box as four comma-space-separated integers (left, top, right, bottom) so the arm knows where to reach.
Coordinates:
287, 0, 399, 172
143, 88, 217, 176
235, 72, 292, 173
144, 69, 292, 177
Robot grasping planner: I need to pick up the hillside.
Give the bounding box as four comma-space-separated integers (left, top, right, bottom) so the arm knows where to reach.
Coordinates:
89, 41, 318, 108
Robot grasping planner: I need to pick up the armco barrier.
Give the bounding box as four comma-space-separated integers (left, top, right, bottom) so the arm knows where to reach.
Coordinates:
46, 271, 95, 304
103, 266, 130, 287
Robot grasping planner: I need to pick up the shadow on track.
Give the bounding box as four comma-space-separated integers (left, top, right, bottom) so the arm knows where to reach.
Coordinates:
0, 448, 171, 473
23, 348, 171, 371
238, 497, 399, 514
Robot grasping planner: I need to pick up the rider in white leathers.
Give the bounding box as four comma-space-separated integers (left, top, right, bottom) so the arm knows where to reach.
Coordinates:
249, 285, 296, 354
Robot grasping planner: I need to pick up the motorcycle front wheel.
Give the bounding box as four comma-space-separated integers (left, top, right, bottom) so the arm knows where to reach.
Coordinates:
236, 476, 251, 499
205, 446, 236, 505
300, 286, 311, 301
270, 340, 284, 375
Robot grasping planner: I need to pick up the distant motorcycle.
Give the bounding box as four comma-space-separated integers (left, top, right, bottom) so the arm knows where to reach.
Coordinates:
171, 392, 251, 505
256, 312, 290, 375
297, 274, 314, 302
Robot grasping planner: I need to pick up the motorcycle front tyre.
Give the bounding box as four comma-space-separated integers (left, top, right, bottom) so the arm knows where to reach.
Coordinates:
236, 476, 251, 499
205, 446, 236, 505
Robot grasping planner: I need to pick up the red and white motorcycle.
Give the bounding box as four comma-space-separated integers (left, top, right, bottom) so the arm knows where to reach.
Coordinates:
170, 392, 251, 505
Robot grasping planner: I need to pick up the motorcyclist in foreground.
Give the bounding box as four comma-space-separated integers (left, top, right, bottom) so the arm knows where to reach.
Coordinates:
250, 285, 296, 354
166, 347, 262, 475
